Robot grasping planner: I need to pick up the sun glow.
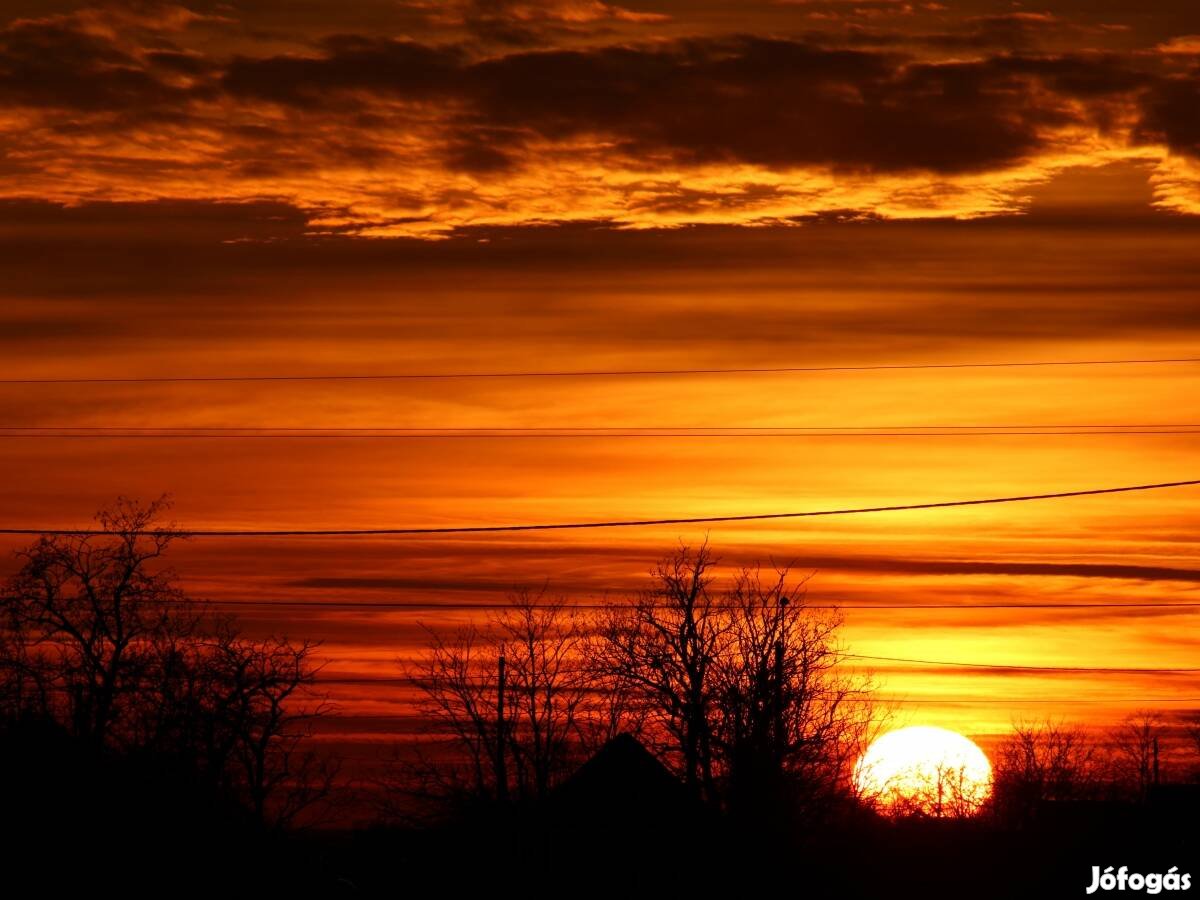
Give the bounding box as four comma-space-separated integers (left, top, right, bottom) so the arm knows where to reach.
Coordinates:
854, 726, 993, 817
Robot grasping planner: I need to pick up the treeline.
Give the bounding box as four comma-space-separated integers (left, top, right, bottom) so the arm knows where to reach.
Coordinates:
0, 498, 334, 830
389, 544, 1200, 827
991, 714, 1200, 819
2, 499, 1198, 837
389, 543, 880, 826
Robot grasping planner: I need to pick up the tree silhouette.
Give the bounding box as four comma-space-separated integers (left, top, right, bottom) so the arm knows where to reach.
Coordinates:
854, 753, 990, 819
715, 564, 877, 821
2, 497, 197, 746
1187, 715, 1200, 779
1110, 710, 1166, 801
992, 718, 1101, 822
592, 543, 878, 816
400, 589, 618, 813
0, 498, 335, 828
591, 543, 726, 801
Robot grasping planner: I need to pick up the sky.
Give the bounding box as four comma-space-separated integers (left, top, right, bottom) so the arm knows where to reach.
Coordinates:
1, 0, 1199, 768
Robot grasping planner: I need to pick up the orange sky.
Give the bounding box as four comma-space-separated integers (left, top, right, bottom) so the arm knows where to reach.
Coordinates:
1, 0, 1199, 764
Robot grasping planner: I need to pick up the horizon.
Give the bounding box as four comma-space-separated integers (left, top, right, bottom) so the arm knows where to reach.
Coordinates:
1, 0, 1199, 864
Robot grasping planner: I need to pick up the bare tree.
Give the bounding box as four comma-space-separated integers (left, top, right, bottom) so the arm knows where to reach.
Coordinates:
716, 565, 877, 820
593, 544, 878, 815
1187, 715, 1200, 779
217, 633, 335, 828
867, 759, 990, 819
0, 498, 338, 829
992, 719, 1102, 822
1, 497, 198, 747
402, 590, 598, 812
0, 594, 52, 720
575, 665, 649, 757
591, 542, 728, 802
129, 615, 336, 827
497, 590, 591, 798
1110, 710, 1166, 801
408, 621, 503, 807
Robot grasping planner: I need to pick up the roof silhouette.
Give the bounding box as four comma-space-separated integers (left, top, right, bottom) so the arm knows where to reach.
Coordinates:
552, 733, 700, 819
540, 735, 718, 889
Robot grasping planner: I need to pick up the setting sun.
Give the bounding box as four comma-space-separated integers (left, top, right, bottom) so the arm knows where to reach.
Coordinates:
854, 726, 993, 817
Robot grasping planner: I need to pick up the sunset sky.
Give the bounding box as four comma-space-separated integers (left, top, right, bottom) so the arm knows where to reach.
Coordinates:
2, 0, 1199, 769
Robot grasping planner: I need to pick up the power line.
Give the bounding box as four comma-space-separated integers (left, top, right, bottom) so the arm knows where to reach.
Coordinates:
844, 653, 1200, 673
202, 599, 1200, 610
4, 427, 1200, 439
317, 653, 1200, 675
14, 427, 1200, 434
317, 683, 1200, 706
323, 699, 1200, 721
1, 355, 1197, 384
0, 477, 1194, 537
313, 677, 1200, 695
2, 427, 1200, 434
875, 697, 1200, 704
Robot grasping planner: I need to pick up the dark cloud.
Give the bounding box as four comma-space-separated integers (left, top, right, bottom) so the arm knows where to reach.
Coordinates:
289, 557, 1200, 593
989, 52, 1151, 97
221, 36, 464, 106
465, 40, 1173, 173
805, 556, 1200, 583
443, 139, 514, 174
214, 35, 1134, 174
143, 48, 215, 75
1137, 74, 1200, 157
803, 12, 1077, 53
1, 9, 1199, 229
930, 13, 1064, 50
289, 575, 543, 593
0, 17, 193, 110
0, 197, 312, 241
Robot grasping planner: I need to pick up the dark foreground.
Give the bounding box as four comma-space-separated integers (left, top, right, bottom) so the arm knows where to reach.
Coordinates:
4, 721, 1196, 898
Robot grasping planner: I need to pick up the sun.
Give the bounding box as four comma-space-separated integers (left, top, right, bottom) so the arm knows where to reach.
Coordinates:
853, 725, 993, 817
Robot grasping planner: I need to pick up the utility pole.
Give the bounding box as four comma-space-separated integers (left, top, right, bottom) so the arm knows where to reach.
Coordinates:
775, 595, 788, 772
1152, 735, 1160, 788
496, 647, 508, 804
774, 638, 785, 766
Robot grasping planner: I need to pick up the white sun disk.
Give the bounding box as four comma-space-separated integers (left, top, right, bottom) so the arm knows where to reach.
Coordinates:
854, 725, 993, 816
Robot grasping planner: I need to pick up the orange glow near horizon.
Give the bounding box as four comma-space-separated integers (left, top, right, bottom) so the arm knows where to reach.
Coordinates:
1, 212, 1199, 749
855, 726, 994, 817
1, 0, 1199, 787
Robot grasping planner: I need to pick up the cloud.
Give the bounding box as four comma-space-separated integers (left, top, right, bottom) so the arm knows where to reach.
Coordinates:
803, 11, 1074, 52
285, 556, 1200, 594
0, 16, 197, 111
1137, 75, 1200, 158
221, 36, 464, 106
468, 39, 1058, 173
218, 35, 1101, 174
2, 6, 1200, 233
1154, 34, 1200, 55
423, 0, 670, 46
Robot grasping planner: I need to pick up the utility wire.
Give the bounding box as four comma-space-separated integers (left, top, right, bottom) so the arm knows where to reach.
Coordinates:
316, 652, 1200, 675
1, 356, 1197, 384
328, 657, 1198, 678
870, 697, 1200, 704
317, 689, 1200, 704
0, 478, 1194, 537
4, 428, 1200, 439
844, 653, 1200, 673
201, 599, 1200, 610
323, 701, 1200, 721
2, 427, 1200, 434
